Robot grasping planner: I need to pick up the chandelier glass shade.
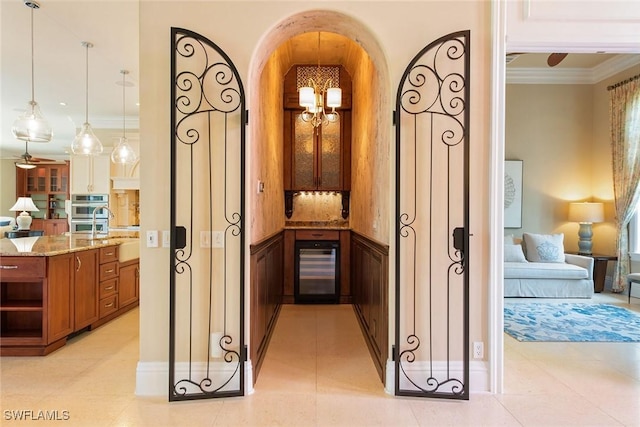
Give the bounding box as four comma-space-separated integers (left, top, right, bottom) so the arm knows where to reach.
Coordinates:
298, 33, 341, 128
111, 70, 138, 165
71, 41, 103, 156
12, 0, 52, 143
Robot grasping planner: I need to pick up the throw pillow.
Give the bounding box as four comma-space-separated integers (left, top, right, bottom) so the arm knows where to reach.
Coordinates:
522, 232, 565, 263
504, 234, 515, 244
504, 244, 527, 262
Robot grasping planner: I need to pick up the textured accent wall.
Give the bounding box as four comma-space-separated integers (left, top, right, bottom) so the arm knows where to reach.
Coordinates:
350, 50, 389, 244
250, 51, 286, 242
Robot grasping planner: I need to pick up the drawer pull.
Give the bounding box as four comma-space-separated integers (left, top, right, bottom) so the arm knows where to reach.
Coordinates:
105, 269, 114, 273
311, 233, 323, 237
105, 286, 114, 291
105, 302, 114, 308
0, 265, 19, 270
105, 252, 114, 256
76, 256, 81, 272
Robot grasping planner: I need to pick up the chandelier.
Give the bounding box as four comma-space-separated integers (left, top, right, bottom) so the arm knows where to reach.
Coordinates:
298, 32, 341, 128
12, 0, 52, 143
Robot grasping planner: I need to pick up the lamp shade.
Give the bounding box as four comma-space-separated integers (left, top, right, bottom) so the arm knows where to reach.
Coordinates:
299, 87, 315, 107
568, 202, 604, 223
326, 87, 342, 108
10, 197, 39, 212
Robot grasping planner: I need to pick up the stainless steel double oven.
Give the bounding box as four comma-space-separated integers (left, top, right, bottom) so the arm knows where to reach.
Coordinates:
69, 194, 109, 233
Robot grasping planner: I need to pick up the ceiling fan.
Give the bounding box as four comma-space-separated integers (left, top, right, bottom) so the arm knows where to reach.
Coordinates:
506, 52, 569, 67
14, 140, 54, 169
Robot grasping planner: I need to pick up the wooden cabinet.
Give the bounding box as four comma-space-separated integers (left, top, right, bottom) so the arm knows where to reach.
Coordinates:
283, 110, 351, 191
1, 243, 137, 356
283, 65, 352, 218
98, 246, 119, 319
74, 249, 99, 330
31, 219, 68, 236
70, 154, 110, 194
16, 163, 69, 234
0, 256, 71, 356
119, 260, 139, 308
283, 229, 351, 304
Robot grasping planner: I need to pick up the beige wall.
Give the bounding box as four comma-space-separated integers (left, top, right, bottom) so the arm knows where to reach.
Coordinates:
0, 159, 17, 215
506, 61, 640, 256
138, 1, 491, 391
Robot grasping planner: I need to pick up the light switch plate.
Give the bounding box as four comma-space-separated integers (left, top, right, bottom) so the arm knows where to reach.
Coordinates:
146, 230, 159, 248
162, 230, 170, 248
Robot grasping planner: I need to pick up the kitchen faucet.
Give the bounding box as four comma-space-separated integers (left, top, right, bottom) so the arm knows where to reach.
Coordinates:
92, 204, 114, 238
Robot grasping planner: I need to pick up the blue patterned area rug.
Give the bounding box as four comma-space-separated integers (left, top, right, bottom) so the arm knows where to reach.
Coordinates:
504, 303, 640, 342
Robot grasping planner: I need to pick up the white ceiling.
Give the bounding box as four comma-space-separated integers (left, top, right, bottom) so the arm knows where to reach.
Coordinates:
2, 1, 639, 163
0, 0, 139, 161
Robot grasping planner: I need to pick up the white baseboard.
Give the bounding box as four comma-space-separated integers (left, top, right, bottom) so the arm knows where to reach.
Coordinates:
385, 359, 489, 395
135, 360, 254, 397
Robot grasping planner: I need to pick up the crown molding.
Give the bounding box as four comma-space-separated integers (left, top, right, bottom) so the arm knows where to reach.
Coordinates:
507, 54, 640, 85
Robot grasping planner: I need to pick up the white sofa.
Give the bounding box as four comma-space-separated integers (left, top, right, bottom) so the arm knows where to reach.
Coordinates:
504, 232, 594, 298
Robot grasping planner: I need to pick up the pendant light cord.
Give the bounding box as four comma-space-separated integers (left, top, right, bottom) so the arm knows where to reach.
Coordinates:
84, 43, 89, 123
122, 71, 126, 138
30, 6, 35, 103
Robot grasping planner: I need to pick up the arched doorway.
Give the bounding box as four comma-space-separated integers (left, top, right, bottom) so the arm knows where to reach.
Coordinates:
246, 10, 392, 388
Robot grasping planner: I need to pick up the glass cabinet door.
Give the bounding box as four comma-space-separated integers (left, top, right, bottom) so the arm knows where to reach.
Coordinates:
292, 112, 342, 191
319, 116, 341, 190
293, 113, 316, 189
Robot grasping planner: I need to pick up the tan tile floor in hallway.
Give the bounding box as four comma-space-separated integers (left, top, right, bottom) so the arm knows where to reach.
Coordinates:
1, 297, 640, 426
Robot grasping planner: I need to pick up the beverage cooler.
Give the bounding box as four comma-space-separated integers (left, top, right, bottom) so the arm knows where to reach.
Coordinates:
294, 240, 340, 304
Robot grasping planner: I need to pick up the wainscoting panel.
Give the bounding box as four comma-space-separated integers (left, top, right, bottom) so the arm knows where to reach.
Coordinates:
250, 231, 284, 381
351, 231, 389, 382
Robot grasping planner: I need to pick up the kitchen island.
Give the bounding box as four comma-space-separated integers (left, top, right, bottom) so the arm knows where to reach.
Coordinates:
0, 234, 139, 356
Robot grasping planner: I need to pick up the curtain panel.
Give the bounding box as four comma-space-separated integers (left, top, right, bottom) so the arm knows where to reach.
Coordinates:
609, 77, 640, 292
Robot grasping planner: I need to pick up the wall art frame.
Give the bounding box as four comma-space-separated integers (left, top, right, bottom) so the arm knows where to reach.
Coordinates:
504, 160, 523, 229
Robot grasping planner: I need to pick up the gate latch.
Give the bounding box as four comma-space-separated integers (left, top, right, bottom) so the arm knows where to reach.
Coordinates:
453, 227, 465, 252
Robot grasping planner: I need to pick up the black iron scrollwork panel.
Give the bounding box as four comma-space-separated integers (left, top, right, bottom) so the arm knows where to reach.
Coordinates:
170, 27, 246, 401
394, 30, 470, 399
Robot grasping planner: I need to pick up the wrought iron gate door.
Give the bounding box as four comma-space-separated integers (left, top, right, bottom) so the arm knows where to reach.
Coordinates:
169, 27, 246, 401
394, 30, 470, 399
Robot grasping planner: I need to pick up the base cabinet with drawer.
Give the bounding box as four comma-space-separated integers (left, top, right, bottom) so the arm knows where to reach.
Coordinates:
98, 246, 119, 319
283, 229, 350, 304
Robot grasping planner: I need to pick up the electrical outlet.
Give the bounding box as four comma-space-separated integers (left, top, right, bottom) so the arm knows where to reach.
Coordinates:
473, 341, 484, 359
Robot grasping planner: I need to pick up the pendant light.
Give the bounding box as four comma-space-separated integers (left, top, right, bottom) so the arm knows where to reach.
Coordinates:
71, 41, 103, 156
111, 70, 138, 165
12, 0, 52, 143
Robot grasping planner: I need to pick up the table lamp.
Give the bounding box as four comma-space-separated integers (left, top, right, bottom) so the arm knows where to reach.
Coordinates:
568, 202, 604, 255
9, 197, 39, 230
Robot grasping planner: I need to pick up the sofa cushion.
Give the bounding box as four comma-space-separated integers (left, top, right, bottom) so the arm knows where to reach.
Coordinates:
504, 261, 588, 280
523, 232, 565, 263
504, 244, 527, 262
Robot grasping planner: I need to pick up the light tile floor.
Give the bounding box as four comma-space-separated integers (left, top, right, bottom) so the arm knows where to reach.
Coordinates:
1, 294, 639, 426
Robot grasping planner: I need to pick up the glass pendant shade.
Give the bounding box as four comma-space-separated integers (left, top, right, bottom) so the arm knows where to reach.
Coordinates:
111, 136, 137, 165
12, 101, 52, 142
72, 122, 103, 156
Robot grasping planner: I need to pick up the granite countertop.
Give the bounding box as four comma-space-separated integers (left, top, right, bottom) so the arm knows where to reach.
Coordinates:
0, 233, 139, 257
284, 221, 350, 230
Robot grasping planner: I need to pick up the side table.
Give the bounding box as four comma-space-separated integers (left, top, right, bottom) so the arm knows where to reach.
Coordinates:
568, 252, 618, 293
